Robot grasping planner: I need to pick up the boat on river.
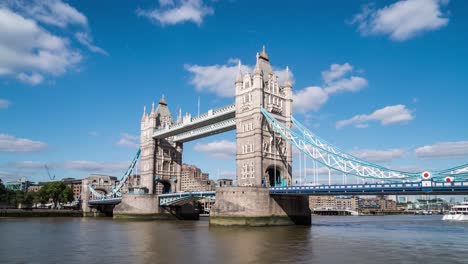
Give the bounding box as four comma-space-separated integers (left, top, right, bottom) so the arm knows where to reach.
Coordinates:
442, 202, 468, 221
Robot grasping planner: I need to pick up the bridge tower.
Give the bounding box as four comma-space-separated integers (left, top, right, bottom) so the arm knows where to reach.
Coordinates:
140, 96, 183, 194
211, 48, 309, 226
235, 47, 293, 187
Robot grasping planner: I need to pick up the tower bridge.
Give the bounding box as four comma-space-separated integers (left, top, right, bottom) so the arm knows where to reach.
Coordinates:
85, 48, 468, 225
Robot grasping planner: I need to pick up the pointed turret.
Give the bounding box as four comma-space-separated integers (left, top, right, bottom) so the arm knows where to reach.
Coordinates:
177, 107, 182, 123
284, 66, 292, 88
142, 105, 147, 120
154, 95, 173, 128
253, 52, 262, 76
259, 45, 269, 61
236, 60, 243, 83
151, 101, 155, 115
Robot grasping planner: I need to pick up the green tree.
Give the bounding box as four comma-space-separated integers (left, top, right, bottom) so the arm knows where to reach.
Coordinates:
39, 181, 73, 208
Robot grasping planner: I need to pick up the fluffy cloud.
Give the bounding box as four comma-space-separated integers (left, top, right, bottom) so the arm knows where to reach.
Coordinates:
137, 0, 214, 26
17, 72, 44, 85
6, 0, 88, 28
415, 141, 468, 158
185, 59, 292, 98
194, 140, 236, 159
58, 160, 129, 172
350, 0, 449, 41
116, 133, 139, 148
0, 134, 47, 153
293, 63, 367, 113
0, 99, 11, 109
2, 161, 45, 169
0, 1, 105, 85
293, 86, 329, 112
336, 104, 413, 129
351, 148, 405, 163
75, 32, 108, 55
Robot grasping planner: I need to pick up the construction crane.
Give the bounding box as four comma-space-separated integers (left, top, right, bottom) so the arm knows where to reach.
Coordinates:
44, 165, 56, 181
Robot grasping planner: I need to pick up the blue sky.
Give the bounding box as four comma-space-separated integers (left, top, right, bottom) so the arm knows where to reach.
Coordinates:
0, 0, 467, 185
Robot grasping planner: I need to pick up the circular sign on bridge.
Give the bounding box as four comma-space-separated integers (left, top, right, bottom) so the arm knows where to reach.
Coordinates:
422, 171, 431, 179
445, 176, 454, 183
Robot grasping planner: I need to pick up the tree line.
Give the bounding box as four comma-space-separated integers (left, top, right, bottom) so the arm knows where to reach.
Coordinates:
0, 179, 74, 209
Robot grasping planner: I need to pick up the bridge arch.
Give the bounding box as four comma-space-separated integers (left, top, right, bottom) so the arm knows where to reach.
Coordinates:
156, 179, 172, 194
265, 165, 283, 187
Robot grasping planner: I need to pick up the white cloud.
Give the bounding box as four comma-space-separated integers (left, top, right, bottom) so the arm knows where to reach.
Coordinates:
0, 8, 82, 84
75, 32, 108, 56
293, 63, 367, 113
293, 86, 329, 112
3, 161, 45, 169
6, 0, 88, 28
324, 76, 368, 94
322, 63, 353, 83
0, 134, 47, 153
351, 0, 449, 41
137, 0, 214, 26
194, 140, 236, 159
17, 72, 44, 85
185, 59, 292, 98
0, 1, 106, 85
0, 159, 131, 176
336, 104, 413, 129
0, 99, 11, 109
415, 141, 468, 158
351, 148, 405, 163
58, 160, 129, 172
117, 133, 139, 148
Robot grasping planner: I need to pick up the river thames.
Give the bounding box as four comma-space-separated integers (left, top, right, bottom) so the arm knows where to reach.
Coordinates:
0, 215, 467, 264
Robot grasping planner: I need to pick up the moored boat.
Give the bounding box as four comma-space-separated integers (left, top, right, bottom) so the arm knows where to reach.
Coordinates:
442, 202, 468, 221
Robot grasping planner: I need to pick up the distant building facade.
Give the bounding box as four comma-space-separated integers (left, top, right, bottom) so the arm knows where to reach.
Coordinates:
180, 164, 214, 192
62, 178, 83, 200
5, 177, 34, 192
217, 179, 233, 188
309, 196, 359, 211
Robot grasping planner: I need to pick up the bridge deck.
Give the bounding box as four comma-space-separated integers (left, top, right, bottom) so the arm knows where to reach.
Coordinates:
270, 181, 468, 196
153, 104, 235, 140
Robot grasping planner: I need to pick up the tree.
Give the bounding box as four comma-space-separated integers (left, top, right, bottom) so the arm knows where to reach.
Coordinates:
39, 181, 73, 208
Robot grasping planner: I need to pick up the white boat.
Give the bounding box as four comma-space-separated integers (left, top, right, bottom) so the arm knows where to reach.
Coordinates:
442, 202, 468, 221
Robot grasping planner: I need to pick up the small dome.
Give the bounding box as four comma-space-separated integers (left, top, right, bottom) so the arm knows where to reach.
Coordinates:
159, 95, 167, 105
259, 45, 269, 61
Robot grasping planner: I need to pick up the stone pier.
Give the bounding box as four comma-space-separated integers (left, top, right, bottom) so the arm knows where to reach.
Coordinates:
113, 194, 174, 219
210, 187, 311, 226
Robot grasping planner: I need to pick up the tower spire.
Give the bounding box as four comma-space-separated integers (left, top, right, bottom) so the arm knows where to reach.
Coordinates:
142, 105, 147, 119
236, 60, 243, 83
284, 66, 292, 87
151, 101, 155, 114
253, 53, 261, 76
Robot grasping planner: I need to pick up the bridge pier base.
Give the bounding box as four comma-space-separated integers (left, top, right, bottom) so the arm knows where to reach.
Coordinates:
210, 187, 311, 226
113, 194, 175, 220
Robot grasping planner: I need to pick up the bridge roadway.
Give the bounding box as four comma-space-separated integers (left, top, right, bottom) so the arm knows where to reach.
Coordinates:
270, 181, 468, 196
88, 181, 468, 206
153, 104, 235, 142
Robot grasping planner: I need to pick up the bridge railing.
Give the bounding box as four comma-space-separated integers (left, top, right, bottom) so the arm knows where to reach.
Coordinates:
153, 104, 235, 137
270, 181, 468, 194
172, 118, 236, 142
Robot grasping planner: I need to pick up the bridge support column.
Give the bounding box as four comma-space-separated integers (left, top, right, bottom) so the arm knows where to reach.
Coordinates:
210, 187, 311, 226
113, 194, 175, 220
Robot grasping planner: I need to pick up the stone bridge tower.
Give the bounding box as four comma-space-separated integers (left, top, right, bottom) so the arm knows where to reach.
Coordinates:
235, 48, 293, 187
140, 97, 183, 194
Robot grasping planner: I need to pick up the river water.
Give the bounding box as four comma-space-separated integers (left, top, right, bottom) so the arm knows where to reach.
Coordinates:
0, 215, 467, 264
